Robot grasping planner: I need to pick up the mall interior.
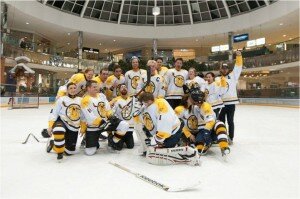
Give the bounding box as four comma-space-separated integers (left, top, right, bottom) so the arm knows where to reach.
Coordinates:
0, 0, 299, 104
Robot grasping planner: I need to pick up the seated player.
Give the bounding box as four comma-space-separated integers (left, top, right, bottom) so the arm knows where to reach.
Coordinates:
81, 80, 129, 155
47, 82, 84, 162
110, 84, 135, 149
137, 92, 199, 166
56, 68, 94, 99
188, 87, 230, 156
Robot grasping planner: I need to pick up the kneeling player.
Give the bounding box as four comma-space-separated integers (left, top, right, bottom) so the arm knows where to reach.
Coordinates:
47, 83, 83, 162
110, 84, 135, 149
189, 87, 230, 156
137, 92, 199, 165
81, 80, 129, 155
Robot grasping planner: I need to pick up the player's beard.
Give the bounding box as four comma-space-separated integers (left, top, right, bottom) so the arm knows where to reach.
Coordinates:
121, 90, 127, 96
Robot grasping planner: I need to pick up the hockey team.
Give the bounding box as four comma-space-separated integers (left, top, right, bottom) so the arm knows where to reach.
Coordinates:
46, 51, 243, 165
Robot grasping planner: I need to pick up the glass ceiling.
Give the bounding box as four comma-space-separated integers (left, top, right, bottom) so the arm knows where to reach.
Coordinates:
40, 0, 276, 26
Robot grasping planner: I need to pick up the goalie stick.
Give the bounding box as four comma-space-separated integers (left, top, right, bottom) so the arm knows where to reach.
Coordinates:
109, 161, 200, 192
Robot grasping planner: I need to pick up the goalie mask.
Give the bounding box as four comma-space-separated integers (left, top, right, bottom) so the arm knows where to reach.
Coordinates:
190, 87, 205, 104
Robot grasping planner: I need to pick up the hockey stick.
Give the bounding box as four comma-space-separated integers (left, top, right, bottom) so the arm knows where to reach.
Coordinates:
109, 161, 200, 192
22, 133, 40, 144
122, 67, 151, 119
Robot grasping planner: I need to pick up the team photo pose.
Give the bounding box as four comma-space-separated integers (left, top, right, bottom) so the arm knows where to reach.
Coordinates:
47, 82, 83, 161
81, 80, 129, 155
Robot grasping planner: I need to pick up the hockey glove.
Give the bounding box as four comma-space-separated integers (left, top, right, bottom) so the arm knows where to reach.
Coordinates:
183, 84, 190, 94
200, 129, 212, 146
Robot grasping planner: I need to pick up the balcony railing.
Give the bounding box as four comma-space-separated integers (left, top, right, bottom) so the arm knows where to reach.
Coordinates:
238, 87, 299, 99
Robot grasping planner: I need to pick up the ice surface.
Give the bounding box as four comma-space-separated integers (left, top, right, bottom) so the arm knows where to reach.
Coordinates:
1, 105, 299, 199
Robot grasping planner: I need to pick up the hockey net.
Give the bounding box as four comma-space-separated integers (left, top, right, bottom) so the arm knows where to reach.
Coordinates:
9, 92, 39, 109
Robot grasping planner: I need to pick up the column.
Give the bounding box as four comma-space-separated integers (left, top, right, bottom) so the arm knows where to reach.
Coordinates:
78, 31, 83, 71
152, 39, 158, 59
228, 31, 234, 61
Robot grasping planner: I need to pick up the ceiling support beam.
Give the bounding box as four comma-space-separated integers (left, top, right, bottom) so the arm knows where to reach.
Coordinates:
43, 0, 47, 5
118, 0, 125, 24
80, 0, 89, 18
221, 0, 231, 18
186, 0, 194, 25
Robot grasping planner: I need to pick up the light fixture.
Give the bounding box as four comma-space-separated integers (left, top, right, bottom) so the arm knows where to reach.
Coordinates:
67, 32, 71, 35
67, 42, 70, 45
279, 23, 283, 26
289, 38, 292, 40
113, 40, 116, 42
99, 43, 102, 45
196, 39, 199, 42
152, 7, 160, 16
283, 35, 286, 37
26, 22, 29, 25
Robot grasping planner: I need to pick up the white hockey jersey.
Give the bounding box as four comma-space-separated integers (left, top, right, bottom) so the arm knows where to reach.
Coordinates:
140, 98, 181, 142
138, 74, 165, 98
186, 76, 206, 92
48, 96, 82, 131
56, 73, 87, 98
106, 74, 125, 97
157, 66, 168, 77
81, 93, 112, 131
92, 76, 109, 94
125, 69, 147, 96
111, 96, 134, 131
165, 68, 188, 99
204, 77, 227, 110
215, 56, 243, 105
175, 105, 203, 138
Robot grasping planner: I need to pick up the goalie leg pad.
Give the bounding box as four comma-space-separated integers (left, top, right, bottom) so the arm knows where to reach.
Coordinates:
146, 146, 199, 166
134, 123, 148, 153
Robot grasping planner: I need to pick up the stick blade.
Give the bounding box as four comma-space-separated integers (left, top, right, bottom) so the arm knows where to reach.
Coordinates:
167, 181, 201, 192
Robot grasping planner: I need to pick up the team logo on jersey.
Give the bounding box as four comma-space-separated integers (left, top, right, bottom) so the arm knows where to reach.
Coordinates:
187, 115, 198, 130
121, 105, 132, 120
66, 104, 81, 121
174, 75, 184, 87
143, 113, 154, 131
131, 76, 140, 89
96, 102, 106, 118
144, 81, 155, 93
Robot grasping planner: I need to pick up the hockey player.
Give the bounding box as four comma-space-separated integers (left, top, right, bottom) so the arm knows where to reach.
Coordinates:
165, 58, 188, 109
81, 80, 129, 155
204, 72, 227, 118
124, 56, 147, 96
185, 67, 206, 92
138, 92, 183, 148
47, 82, 84, 161
187, 87, 230, 156
155, 57, 168, 77
137, 92, 199, 165
92, 67, 109, 94
110, 84, 135, 149
138, 60, 165, 98
106, 64, 125, 99
216, 51, 243, 143
56, 68, 94, 98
